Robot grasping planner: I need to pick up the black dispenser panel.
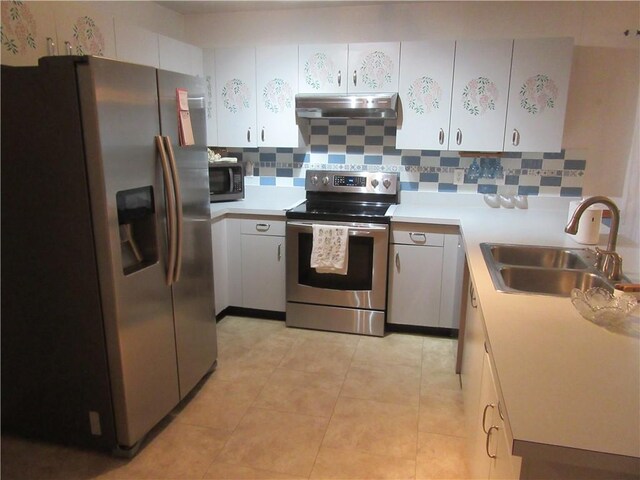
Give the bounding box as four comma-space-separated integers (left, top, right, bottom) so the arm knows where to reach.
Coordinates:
116, 187, 158, 275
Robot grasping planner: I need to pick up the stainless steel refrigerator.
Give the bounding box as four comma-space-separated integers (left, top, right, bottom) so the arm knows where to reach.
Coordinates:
1, 56, 217, 455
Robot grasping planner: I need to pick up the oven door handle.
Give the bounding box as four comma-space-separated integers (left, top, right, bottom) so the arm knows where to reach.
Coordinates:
287, 221, 388, 236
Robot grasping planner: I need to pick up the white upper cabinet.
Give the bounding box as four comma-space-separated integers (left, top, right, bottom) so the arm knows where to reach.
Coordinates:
53, 3, 116, 58
158, 34, 203, 77
203, 49, 217, 146
0, 1, 57, 65
396, 40, 456, 150
348, 42, 400, 93
114, 20, 159, 68
256, 45, 300, 148
298, 43, 348, 94
215, 47, 257, 148
449, 39, 513, 151
503, 37, 573, 153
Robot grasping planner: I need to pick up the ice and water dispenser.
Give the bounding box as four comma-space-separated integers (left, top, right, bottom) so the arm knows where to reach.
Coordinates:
116, 186, 158, 275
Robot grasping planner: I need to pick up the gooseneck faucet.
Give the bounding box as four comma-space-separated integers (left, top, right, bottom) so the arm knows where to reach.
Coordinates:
565, 196, 622, 280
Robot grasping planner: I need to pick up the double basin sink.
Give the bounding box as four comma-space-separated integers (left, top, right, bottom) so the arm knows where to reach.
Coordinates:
481, 243, 617, 297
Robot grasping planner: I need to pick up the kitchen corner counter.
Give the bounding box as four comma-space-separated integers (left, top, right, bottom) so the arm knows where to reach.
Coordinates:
210, 185, 304, 220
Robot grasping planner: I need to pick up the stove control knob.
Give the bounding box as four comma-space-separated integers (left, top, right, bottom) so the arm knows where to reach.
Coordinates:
322, 176, 330, 186
371, 179, 379, 188
310, 175, 319, 185
383, 178, 391, 189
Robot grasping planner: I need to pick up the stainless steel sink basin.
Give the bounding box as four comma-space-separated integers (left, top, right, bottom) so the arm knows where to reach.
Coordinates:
487, 244, 590, 269
480, 243, 615, 297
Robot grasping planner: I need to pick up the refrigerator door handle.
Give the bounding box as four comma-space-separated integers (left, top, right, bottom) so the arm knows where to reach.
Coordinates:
156, 135, 177, 285
163, 136, 183, 283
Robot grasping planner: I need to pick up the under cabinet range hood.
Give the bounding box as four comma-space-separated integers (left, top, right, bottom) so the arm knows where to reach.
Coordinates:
295, 93, 398, 119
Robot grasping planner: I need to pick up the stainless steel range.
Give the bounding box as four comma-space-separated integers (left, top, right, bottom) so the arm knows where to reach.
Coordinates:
285, 170, 399, 337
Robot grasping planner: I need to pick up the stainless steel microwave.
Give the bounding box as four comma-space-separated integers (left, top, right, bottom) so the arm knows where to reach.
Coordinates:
209, 162, 244, 202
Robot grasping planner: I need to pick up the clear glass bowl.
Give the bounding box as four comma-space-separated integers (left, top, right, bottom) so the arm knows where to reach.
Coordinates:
571, 287, 638, 327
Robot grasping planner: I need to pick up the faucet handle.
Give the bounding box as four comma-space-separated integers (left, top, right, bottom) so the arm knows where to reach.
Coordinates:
603, 252, 623, 282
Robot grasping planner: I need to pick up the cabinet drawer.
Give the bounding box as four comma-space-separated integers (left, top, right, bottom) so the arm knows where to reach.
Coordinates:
240, 219, 285, 236
391, 225, 444, 247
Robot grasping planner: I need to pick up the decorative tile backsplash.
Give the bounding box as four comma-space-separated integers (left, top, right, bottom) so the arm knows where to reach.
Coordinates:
223, 119, 585, 196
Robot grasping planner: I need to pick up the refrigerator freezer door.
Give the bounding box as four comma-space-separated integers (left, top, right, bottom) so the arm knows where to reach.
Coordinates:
77, 58, 181, 448
157, 70, 218, 398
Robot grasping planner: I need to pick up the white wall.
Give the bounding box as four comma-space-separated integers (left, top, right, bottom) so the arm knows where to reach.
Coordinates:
183, 1, 640, 199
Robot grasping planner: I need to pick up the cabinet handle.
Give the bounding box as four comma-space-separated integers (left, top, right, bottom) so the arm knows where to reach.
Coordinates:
497, 401, 505, 421
261, 127, 265, 142
439, 128, 445, 145
486, 426, 498, 459
46, 37, 56, 56
470, 282, 478, 308
256, 223, 270, 232
277, 243, 282, 261
512, 128, 520, 147
482, 403, 495, 434
395, 252, 400, 270
484, 341, 489, 353
64, 41, 73, 55
353, 70, 357, 87
456, 128, 462, 146
337, 70, 342, 87
409, 232, 427, 244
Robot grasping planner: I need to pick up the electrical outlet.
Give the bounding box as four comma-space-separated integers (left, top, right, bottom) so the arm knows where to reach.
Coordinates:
453, 168, 465, 185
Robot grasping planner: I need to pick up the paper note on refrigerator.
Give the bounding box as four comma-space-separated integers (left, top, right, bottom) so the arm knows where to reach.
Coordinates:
176, 88, 194, 146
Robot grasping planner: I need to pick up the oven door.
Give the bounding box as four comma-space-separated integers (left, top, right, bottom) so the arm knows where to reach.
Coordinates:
286, 220, 389, 311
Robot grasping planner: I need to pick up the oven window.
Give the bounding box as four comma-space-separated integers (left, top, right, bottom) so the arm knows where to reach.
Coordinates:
298, 233, 373, 290
209, 168, 231, 194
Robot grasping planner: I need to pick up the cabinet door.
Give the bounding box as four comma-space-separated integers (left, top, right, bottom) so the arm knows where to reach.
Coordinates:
440, 234, 464, 328
114, 20, 159, 68
298, 43, 348, 94
449, 39, 513, 151
256, 45, 300, 148
348, 42, 400, 93
241, 234, 286, 312
469, 353, 495, 480
53, 3, 116, 57
396, 40, 455, 150
203, 49, 218, 146
503, 37, 573, 153
215, 47, 257, 148
211, 219, 228, 316
387, 243, 443, 327
1, 1, 57, 65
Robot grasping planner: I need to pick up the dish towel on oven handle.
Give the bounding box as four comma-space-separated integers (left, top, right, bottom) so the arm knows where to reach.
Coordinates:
310, 224, 349, 275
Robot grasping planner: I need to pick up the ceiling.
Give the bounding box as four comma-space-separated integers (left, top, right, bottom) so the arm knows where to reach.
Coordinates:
155, 1, 416, 15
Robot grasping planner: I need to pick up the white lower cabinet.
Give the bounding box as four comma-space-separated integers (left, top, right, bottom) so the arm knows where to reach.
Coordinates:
387, 223, 463, 328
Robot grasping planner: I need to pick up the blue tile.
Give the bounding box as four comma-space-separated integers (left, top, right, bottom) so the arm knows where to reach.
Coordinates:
505, 175, 520, 185
518, 186, 539, 196
366, 119, 384, 126
329, 135, 347, 145
260, 176, 276, 186
253, 167, 260, 176
383, 146, 402, 155
540, 176, 562, 187
478, 184, 498, 194
364, 155, 383, 165
330, 119, 347, 125
346, 145, 365, 154
438, 183, 458, 193
276, 168, 293, 177
421, 150, 441, 156
276, 147, 293, 153
401, 155, 420, 166
260, 152, 276, 163
420, 172, 439, 182
311, 145, 328, 153
602, 217, 611, 227
244, 148, 259, 153
328, 154, 346, 164
365, 136, 383, 145
560, 187, 583, 197
293, 177, 306, 187
294, 153, 309, 163
543, 149, 566, 159
347, 126, 365, 135
522, 159, 543, 169
384, 126, 396, 136
463, 174, 478, 184
563, 159, 586, 170
440, 157, 460, 167
311, 125, 328, 135
502, 151, 522, 158
400, 181, 419, 191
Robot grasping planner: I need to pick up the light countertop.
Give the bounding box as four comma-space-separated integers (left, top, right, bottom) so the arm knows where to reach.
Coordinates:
210, 187, 640, 462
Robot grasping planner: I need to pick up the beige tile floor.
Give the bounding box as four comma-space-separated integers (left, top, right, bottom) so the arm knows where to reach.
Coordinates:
1, 316, 470, 480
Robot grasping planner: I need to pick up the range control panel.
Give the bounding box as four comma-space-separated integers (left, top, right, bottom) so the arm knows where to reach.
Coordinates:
305, 170, 399, 195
